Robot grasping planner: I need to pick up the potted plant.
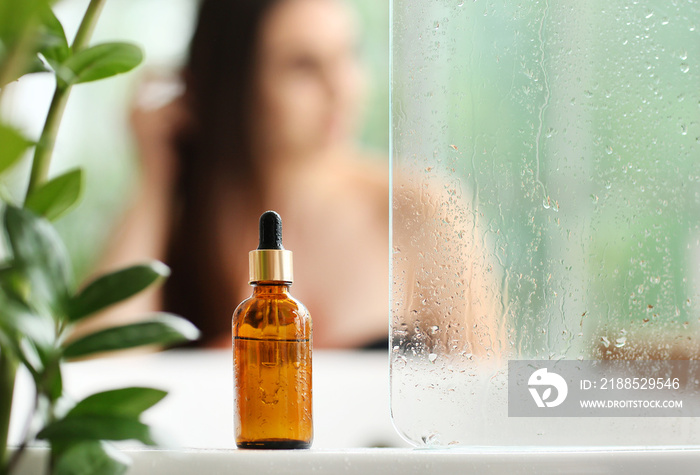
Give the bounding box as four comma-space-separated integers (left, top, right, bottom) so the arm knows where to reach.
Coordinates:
0, 0, 199, 473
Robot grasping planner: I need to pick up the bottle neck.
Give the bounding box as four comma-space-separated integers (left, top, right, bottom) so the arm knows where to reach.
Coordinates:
252, 282, 291, 295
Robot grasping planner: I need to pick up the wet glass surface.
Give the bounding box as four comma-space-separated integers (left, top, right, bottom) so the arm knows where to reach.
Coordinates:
391, 0, 700, 447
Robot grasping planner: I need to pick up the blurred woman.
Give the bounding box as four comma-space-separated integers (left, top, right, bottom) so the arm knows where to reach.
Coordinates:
84, 0, 504, 360
89, 0, 390, 349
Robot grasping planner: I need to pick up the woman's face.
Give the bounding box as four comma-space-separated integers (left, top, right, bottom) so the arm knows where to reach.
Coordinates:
254, 0, 367, 157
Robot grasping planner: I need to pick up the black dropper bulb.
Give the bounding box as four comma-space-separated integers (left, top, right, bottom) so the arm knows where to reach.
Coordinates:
258, 210, 284, 250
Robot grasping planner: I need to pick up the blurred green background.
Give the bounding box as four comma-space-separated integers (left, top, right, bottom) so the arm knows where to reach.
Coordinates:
0, 0, 389, 281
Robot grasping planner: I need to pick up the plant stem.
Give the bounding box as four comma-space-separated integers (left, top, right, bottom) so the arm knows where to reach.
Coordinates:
0, 350, 18, 475
0, 14, 39, 109
25, 84, 70, 197
71, 0, 107, 55
24, 0, 107, 199
0, 42, 28, 108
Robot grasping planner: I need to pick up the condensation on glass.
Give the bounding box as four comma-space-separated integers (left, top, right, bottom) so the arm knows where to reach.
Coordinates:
391, 0, 700, 446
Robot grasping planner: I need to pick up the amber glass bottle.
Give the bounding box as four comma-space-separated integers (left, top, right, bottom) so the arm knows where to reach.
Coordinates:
232, 211, 313, 449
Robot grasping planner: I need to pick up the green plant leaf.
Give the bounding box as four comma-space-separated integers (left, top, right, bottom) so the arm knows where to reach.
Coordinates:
0, 53, 50, 86
53, 441, 130, 475
0, 0, 50, 86
38, 5, 69, 68
25, 54, 50, 73
0, 263, 31, 306
0, 292, 54, 353
25, 168, 83, 220
0, 292, 48, 376
68, 387, 167, 419
0, 265, 59, 340
0, 328, 59, 396
0, 0, 46, 44
0, 290, 64, 399
57, 42, 143, 86
0, 329, 22, 370
37, 414, 157, 445
0, 124, 32, 175
68, 261, 170, 322
62, 313, 199, 359
2, 205, 72, 314
41, 355, 62, 401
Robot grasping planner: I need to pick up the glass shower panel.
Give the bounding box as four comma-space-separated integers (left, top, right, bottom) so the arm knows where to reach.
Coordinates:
391, 0, 700, 446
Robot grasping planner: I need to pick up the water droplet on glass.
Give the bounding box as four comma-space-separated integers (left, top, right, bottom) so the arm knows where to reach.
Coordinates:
430, 325, 439, 334
680, 50, 688, 61
422, 432, 440, 445
680, 63, 690, 73
606, 145, 613, 154
428, 353, 438, 363
645, 10, 654, 19
615, 336, 627, 348
394, 354, 407, 369
681, 124, 688, 136
600, 336, 610, 348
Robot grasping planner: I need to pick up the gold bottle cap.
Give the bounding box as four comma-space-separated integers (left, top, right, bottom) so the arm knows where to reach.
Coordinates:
248, 211, 293, 284
249, 249, 293, 283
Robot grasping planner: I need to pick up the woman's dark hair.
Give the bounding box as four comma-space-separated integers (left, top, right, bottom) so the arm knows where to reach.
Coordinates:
164, 0, 281, 345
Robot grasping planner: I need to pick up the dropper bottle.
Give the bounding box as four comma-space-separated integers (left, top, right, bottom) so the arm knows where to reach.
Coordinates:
232, 210, 313, 449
